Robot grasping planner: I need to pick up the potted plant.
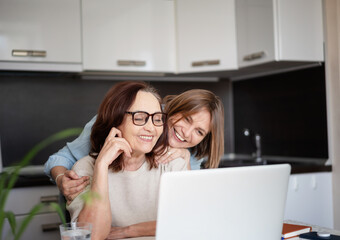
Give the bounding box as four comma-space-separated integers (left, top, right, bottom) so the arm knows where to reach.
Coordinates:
0, 128, 83, 240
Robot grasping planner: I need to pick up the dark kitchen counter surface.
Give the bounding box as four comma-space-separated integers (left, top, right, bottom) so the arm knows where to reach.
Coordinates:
14, 174, 54, 188
2, 165, 55, 188
214, 154, 332, 174
5, 155, 332, 188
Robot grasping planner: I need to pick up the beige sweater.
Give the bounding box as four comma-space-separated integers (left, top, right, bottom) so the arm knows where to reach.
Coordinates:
67, 155, 187, 226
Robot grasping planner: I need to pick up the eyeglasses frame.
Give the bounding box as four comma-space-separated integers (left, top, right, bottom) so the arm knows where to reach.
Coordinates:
125, 111, 167, 126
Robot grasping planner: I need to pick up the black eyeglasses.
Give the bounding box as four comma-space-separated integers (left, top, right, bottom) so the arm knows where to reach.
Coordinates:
125, 111, 167, 126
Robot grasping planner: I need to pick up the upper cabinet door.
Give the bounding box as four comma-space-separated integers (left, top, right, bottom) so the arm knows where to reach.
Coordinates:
236, 0, 276, 68
82, 0, 176, 73
0, 0, 81, 71
237, 0, 324, 68
175, 0, 238, 73
275, 0, 324, 62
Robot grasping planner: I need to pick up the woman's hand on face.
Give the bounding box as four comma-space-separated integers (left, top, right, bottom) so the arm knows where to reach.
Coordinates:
96, 127, 132, 167
156, 147, 191, 165
56, 170, 90, 204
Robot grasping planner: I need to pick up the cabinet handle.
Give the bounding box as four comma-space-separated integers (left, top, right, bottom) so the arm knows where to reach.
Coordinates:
12, 50, 46, 57
117, 60, 146, 66
192, 60, 220, 67
243, 51, 265, 61
40, 195, 59, 203
41, 223, 61, 232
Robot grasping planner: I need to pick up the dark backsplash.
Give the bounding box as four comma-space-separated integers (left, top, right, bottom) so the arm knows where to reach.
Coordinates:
232, 65, 328, 159
0, 65, 328, 167
0, 73, 232, 167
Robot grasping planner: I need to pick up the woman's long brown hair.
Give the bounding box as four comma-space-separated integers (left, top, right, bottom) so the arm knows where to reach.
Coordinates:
163, 89, 224, 168
90, 81, 168, 172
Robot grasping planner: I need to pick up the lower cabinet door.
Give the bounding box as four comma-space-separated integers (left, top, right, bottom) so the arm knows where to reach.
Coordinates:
2, 212, 61, 240
284, 172, 333, 228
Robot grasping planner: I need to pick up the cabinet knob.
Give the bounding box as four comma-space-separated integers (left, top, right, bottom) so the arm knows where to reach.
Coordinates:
12, 50, 47, 57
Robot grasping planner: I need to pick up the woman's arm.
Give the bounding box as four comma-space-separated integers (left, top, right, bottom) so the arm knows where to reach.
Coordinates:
78, 160, 112, 240
44, 116, 97, 179
106, 221, 156, 239
44, 116, 96, 200
77, 128, 132, 240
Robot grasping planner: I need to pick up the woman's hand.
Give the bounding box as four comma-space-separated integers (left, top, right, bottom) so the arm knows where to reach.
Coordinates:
56, 170, 90, 204
156, 147, 191, 165
96, 127, 132, 167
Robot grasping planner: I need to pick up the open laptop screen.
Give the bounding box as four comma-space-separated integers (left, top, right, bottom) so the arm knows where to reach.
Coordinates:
156, 164, 291, 240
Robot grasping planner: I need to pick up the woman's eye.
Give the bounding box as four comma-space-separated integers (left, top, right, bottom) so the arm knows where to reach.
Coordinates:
134, 117, 145, 123
197, 130, 204, 136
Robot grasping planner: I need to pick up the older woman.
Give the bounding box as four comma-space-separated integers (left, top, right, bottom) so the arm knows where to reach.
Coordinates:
67, 82, 187, 240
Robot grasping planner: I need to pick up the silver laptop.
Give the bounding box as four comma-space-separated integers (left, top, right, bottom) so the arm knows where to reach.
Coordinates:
156, 164, 291, 240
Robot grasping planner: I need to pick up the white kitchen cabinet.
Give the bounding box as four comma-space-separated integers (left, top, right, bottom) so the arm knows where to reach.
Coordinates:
236, 0, 275, 68
82, 0, 176, 73
284, 172, 333, 229
0, 0, 82, 72
2, 186, 61, 240
175, 0, 238, 73
236, 0, 324, 68
175, 0, 324, 73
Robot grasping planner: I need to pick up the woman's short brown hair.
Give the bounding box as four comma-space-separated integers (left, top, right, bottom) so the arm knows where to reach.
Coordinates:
90, 81, 168, 172
163, 89, 224, 169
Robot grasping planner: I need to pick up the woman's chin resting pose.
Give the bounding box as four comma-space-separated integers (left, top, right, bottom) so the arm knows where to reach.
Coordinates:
67, 82, 187, 240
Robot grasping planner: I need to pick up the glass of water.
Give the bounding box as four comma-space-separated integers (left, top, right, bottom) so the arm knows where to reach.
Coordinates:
59, 222, 92, 240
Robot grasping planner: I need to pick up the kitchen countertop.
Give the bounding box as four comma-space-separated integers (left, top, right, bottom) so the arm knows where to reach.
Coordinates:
217, 160, 331, 174
14, 174, 54, 188
8, 154, 332, 188
1, 165, 54, 188
215, 154, 332, 174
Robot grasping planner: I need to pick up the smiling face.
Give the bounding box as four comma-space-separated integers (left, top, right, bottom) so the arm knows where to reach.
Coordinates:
118, 91, 164, 155
168, 108, 211, 149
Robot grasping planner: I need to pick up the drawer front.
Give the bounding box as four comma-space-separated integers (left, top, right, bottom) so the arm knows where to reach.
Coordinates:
2, 212, 61, 240
5, 186, 59, 215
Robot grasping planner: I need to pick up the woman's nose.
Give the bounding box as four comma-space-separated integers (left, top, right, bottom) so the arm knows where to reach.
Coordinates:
182, 125, 194, 138
143, 117, 155, 130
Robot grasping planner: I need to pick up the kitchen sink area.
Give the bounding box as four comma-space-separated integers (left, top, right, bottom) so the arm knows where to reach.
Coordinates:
212, 154, 331, 174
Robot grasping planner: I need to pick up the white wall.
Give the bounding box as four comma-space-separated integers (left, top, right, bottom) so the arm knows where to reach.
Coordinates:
324, 0, 340, 230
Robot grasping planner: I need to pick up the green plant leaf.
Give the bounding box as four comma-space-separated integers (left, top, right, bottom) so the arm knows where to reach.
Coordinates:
4, 211, 16, 236
0, 172, 10, 239
17, 128, 83, 169
81, 190, 101, 205
0, 172, 10, 210
14, 203, 44, 240
0, 128, 83, 240
49, 202, 66, 225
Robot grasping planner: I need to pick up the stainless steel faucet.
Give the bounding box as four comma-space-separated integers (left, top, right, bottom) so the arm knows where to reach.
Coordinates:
254, 134, 262, 162
243, 128, 262, 162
